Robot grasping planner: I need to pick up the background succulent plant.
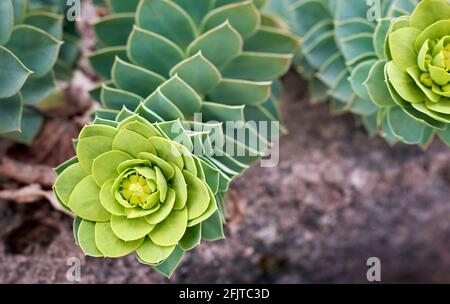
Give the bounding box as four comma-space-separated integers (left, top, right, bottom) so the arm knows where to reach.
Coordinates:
28, 0, 81, 80
268, 0, 450, 147
0, 0, 80, 144
54, 110, 230, 277
88, 0, 299, 175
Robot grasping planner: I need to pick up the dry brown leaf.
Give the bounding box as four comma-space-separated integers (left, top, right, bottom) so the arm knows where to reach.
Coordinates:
226, 189, 247, 235
0, 157, 56, 188
0, 184, 70, 215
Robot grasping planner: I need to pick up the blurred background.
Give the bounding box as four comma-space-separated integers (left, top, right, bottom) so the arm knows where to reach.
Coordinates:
1, 1, 450, 284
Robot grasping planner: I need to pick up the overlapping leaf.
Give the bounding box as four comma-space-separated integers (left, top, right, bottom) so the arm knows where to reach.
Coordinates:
270, 0, 450, 147
90, 0, 299, 173
54, 113, 228, 277
0, 0, 79, 144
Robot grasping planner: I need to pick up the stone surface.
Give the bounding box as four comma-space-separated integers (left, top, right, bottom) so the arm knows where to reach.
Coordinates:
1, 74, 450, 283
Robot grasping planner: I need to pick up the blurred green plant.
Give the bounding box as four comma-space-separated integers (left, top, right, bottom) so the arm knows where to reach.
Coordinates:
29, 0, 81, 80
268, 0, 450, 147
88, 0, 299, 174
0, 0, 80, 144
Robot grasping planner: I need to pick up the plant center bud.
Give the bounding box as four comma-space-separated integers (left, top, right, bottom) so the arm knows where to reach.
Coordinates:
120, 174, 152, 206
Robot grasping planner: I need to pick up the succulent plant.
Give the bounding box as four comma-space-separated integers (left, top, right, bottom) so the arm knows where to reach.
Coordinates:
54, 110, 229, 277
381, 0, 450, 145
89, 0, 299, 172
270, 0, 450, 147
28, 0, 81, 80
0, 0, 79, 144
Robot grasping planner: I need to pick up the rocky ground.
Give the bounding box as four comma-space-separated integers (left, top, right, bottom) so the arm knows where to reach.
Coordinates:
1, 73, 450, 283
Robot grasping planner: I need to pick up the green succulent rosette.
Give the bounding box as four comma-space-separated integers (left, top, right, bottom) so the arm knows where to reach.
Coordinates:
0, 0, 80, 144
381, 0, 450, 144
54, 113, 227, 277
0, 0, 62, 143
88, 0, 299, 169
268, 0, 450, 146
265, 0, 416, 115
28, 0, 81, 80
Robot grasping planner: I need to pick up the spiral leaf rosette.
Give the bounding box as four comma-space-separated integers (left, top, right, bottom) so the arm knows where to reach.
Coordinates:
269, 0, 450, 147
0, 0, 66, 143
54, 115, 226, 277
89, 0, 298, 168
384, 0, 450, 133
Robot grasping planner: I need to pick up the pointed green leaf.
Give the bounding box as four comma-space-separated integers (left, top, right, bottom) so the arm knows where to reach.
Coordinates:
109, 0, 139, 12
94, 13, 134, 46
244, 26, 299, 54
24, 12, 63, 40
201, 102, 244, 122
0, 94, 22, 134
202, 1, 260, 38
187, 21, 242, 68
0, 46, 31, 99
151, 245, 184, 278
365, 60, 396, 107
173, 0, 214, 24
5, 25, 62, 78
201, 210, 224, 241
143, 89, 185, 121
179, 223, 201, 251
0, 0, 13, 44
387, 106, 426, 144
209, 78, 271, 106
349, 59, 376, 101
128, 26, 185, 77
169, 52, 222, 95
159, 75, 202, 116
20, 71, 56, 106
136, 0, 196, 49
3, 107, 43, 145
112, 57, 166, 97
101, 85, 142, 111
222, 52, 292, 81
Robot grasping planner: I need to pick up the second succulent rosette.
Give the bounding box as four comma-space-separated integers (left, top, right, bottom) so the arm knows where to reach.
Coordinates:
268, 0, 450, 147
54, 114, 226, 277
383, 0, 450, 140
